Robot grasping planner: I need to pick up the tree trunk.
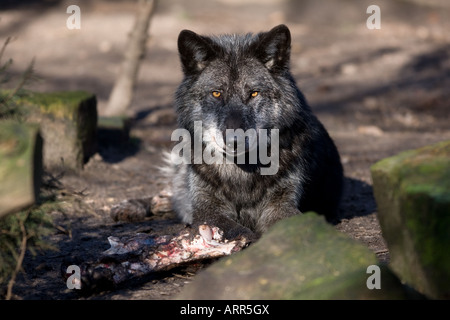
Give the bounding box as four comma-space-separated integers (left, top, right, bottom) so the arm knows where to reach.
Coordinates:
104, 0, 157, 116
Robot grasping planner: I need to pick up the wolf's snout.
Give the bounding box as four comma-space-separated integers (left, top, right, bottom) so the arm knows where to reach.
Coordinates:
222, 109, 246, 154
223, 109, 244, 131
224, 131, 245, 154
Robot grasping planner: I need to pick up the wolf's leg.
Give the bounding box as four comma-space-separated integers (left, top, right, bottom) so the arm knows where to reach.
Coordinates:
256, 205, 302, 235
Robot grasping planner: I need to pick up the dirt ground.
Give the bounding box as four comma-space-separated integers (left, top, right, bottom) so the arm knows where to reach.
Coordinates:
1, 0, 450, 300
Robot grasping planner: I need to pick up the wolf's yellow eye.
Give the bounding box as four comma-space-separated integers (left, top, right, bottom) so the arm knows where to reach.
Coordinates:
212, 91, 221, 98
251, 91, 259, 98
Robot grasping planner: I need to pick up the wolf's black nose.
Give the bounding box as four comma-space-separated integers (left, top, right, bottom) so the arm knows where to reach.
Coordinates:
223, 109, 246, 154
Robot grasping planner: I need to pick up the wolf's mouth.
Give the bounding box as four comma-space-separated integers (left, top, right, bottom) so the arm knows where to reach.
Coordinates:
211, 131, 257, 157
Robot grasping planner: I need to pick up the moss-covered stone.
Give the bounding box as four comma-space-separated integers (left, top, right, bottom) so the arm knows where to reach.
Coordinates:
176, 213, 412, 300
0, 121, 42, 217
19, 91, 94, 120
371, 140, 450, 299
98, 116, 131, 145
18, 91, 98, 171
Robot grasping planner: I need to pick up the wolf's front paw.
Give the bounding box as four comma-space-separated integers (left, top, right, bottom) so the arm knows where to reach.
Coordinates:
224, 225, 258, 245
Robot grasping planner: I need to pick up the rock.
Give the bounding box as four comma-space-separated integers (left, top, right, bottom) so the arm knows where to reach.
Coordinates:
176, 213, 412, 300
20, 91, 98, 171
371, 139, 450, 299
98, 116, 131, 145
0, 121, 43, 217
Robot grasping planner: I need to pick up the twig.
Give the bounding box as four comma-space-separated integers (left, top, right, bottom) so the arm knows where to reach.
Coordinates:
6, 212, 29, 300
73, 188, 89, 197
173, 273, 193, 280
0, 36, 11, 63
1, 58, 35, 106
42, 171, 65, 190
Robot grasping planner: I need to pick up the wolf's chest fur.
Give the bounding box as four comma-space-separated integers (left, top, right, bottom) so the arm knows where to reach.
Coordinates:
189, 161, 301, 231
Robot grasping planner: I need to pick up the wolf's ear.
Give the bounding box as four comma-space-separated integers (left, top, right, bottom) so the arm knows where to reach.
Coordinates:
254, 24, 291, 73
178, 30, 216, 75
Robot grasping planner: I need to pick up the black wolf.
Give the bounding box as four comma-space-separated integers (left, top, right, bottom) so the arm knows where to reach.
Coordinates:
169, 24, 343, 240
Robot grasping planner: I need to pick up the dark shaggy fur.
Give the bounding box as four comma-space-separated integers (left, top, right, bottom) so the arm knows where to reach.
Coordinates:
168, 25, 343, 240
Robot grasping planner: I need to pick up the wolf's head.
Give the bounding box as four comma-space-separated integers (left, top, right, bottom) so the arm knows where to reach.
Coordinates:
178, 24, 292, 77
175, 25, 307, 162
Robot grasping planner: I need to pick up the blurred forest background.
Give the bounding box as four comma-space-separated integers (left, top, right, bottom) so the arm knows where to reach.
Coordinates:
2, 0, 449, 131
